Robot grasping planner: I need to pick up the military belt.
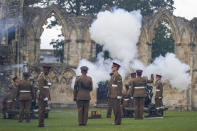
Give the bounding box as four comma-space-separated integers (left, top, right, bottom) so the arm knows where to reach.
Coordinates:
112, 84, 118, 87
20, 90, 31, 93
135, 86, 144, 89
156, 89, 160, 91
7, 100, 13, 103
43, 86, 49, 89
124, 99, 129, 101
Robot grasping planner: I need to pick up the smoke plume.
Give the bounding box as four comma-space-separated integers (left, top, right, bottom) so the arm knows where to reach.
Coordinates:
132, 53, 191, 90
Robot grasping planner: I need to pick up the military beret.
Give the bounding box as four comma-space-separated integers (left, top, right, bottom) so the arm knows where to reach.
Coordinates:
23, 72, 30, 77
43, 66, 51, 70
130, 72, 136, 76
136, 70, 143, 73
80, 66, 88, 71
136, 70, 143, 75
12, 76, 18, 81
156, 74, 162, 78
112, 62, 120, 68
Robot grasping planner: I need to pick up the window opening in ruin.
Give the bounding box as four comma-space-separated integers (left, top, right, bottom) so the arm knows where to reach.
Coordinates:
96, 44, 111, 59
151, 19, 175, 61
97, 81, 109, 105
40, 12, 64, 63
96, 44, 110, 104
8, 26, 16, 45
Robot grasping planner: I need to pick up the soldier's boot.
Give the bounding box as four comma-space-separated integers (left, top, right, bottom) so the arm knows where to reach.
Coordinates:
25, 113, 31, 123
8, 113, 12, 119
129, 111, 134, 118
3, 115, 6, 119
18, 113, 24, 122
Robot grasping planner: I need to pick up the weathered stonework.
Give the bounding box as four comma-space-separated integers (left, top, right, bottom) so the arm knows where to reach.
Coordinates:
1, 1, 197, 110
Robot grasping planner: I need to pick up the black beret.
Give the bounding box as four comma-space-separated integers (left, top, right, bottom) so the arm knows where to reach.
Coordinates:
23, 72, 30, 77
80, 66, 88, 71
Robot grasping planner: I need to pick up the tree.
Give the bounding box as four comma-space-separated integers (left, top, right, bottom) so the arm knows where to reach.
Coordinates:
117, 0, 174, 16
26, 0, 174, 16
50, 36, 64, 63
151, 20, 174, 60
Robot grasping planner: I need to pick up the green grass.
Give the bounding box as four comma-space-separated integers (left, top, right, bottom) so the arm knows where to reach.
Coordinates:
0, 109, 197, 131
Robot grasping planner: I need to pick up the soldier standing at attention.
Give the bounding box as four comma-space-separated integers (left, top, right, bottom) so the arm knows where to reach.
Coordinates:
108, 62, 122, 125
37, 66, 51, 127
155, 74, 163, 116
130, 70, 153, 120
17, 72, 34, 123
106, 72, 114, 118
73, 66, 93, 126
2, 76, 18, 119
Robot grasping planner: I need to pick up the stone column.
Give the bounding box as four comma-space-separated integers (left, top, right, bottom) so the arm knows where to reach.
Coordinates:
188, 42, 195, 110
34, 38, 40, 64
64, 39, 71, 65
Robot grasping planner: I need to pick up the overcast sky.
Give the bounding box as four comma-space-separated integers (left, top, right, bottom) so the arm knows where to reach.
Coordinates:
174, 0, 197, 20
40, 0, 197, 49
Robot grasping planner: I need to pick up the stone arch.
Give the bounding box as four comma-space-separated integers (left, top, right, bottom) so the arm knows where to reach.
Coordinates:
62, 68, 76, 78
148, 10, 180, 44
35, 5, 68, 39
61, 68, 76, 85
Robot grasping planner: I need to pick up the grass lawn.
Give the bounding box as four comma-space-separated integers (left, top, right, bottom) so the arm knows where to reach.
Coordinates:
0, 109, 197, 131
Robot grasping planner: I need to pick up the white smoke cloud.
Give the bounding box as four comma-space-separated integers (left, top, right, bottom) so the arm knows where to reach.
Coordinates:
132, 53, 191, 90
89, 9, 142, 61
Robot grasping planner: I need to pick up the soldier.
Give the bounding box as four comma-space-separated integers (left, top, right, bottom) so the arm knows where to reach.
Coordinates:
121, 84, 132, 118
121, 72, 136, 118
155, 74, 163, 116
2, 76, 18, 119
108, 62, 122, 125
73, 66, 93, 126
130, 70, 153, 120
17, 72, 34, 122
106, 72, 113, 118
37, 66, 51, 127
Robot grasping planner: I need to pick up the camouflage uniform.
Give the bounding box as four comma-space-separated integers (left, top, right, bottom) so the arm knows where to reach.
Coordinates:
17, 79, 34, 122
37, 72, 51, 127
108, 71, 123, 125
74, 74, 93, 126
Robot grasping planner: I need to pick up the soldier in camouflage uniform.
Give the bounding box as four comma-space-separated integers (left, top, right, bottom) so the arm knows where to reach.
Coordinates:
121, 72, 136, 118
130, 70, 153, 120
108, 62, 123, 125
2, 76, 18, 119
155, 74, 163, 116
37, 66, 51, 127
73, 66, 93, 126
17, 72, 34, 122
